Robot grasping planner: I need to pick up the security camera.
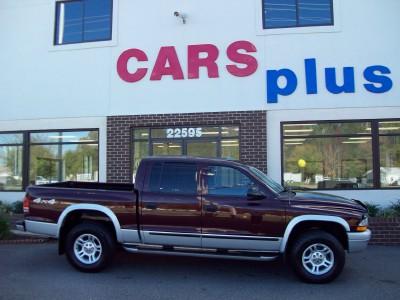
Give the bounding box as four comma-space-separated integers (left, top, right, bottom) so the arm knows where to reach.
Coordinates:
174, 11, 187, 24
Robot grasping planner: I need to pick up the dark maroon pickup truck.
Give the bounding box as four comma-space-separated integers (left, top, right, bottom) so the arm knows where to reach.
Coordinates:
20, 157, 371, 283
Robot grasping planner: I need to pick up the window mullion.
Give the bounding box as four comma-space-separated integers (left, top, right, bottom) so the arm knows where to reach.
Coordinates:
371, 121, 381, 189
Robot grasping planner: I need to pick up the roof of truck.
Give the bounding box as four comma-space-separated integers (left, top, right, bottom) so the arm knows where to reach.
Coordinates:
141, 156, 246, 167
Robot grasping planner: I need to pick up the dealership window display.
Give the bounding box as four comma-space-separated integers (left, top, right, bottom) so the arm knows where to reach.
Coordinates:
29, 131, 99, 185
0, 130, 99, 191
282, 120, 400, 190
132, 126, 240, 175
0, 133, 23, 191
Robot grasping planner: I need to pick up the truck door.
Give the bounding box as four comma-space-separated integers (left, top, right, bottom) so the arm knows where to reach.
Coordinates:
140, 162, 201, 247
200, 165, 284, 251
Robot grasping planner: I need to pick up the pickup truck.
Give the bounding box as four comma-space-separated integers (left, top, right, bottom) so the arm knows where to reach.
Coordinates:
20, 156, 371, 283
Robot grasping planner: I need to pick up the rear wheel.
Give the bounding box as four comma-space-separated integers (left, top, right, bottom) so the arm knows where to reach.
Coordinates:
65, 222, 115, 272
289, 230, 345, 283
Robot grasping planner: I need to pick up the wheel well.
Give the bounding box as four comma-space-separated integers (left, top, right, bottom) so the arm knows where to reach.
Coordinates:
285, 221, 348, 253
58, 210, 117, 255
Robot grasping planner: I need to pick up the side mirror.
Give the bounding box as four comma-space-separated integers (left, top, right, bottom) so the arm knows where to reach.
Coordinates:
247, 186, 266, 201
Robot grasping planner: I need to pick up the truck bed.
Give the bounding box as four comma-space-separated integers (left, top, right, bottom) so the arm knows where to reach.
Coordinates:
37, 181, 135, 191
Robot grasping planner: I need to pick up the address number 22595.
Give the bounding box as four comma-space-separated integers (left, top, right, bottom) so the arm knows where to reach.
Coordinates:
166, 128, 203, 138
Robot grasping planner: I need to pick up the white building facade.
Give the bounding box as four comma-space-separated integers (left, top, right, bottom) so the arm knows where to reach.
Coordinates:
0, 0, 399, 205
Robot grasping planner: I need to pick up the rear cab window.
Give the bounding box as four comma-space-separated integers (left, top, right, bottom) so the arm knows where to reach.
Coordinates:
146, 162, 198, 195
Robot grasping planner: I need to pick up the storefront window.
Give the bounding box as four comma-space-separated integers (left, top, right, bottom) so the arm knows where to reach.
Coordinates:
29, 130, 99, 185
379, 121, 400, 188
283, 122, 374, 190
0, 133, 23, 191
132, 126, 240, 175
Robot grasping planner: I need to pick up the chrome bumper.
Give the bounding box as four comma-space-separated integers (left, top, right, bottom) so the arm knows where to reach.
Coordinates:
347, 229, 371, 253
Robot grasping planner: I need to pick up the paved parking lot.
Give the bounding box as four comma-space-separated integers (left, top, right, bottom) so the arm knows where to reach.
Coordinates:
0, 243, 399, 300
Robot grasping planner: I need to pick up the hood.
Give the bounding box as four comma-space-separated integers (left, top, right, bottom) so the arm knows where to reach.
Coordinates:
287, 191, 367, 216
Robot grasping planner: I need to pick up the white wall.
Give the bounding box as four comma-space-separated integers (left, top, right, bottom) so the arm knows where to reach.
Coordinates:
0, 0, 399, 120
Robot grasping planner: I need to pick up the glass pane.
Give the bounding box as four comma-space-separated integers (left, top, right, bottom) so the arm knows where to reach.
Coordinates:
63, 144, 98, 181
134, 128, 150, 140
263, 0, 297, 29
283, 137, 373, 189
221, 140, 240, 160
30, 145, 60, 185
221, 126, 240, 137
55, 1, 84, 45
0, 133, 23, 145
152, 142, 183, 156
379, 121, 400, 135
206, 166, 253, 196
187, 141, 217, 158
0, 146, 23, 191
30, 131, 98, 143
298, 0, 333, 26
84, 0, 112, 42
133, 141, 149, 176
158, 163, 197, 194
61, 131, 98, 143
198, 127, 220, 138
30, 132, 61, 143
380, 136, 400, 188
151, 128, 169, 139
283, 122, 372, 137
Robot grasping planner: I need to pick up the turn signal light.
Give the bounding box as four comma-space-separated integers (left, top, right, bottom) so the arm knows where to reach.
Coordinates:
356, 226, 368, 232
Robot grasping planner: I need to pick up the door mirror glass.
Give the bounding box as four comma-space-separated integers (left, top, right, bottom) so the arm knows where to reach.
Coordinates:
247, 185, 266, 200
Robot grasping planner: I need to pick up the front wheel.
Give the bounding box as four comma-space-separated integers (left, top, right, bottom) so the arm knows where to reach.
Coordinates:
65, 222, 116, 272
289, 230, 345, 283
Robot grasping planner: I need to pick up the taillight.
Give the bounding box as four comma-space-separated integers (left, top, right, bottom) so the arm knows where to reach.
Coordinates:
23, 194, 32, 214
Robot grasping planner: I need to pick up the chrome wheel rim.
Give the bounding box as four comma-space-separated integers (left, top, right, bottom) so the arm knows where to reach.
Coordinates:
73, 234, 102, 265
302, 243, 334, 276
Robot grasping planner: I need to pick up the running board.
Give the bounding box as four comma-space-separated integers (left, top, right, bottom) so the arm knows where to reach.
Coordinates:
122, 244, 279, 262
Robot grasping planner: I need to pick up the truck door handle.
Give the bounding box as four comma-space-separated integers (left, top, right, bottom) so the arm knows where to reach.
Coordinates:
204, 204, 218, 213
144, 203, 158, 209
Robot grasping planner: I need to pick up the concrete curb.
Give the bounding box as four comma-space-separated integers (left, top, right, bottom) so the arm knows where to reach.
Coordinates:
0, 230, 51, 245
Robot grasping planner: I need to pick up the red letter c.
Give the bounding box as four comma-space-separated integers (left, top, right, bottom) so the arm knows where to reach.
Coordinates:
117, 49, 148, 83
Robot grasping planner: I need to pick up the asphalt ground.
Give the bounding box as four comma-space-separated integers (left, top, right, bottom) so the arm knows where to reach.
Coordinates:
0, 243, 399, 300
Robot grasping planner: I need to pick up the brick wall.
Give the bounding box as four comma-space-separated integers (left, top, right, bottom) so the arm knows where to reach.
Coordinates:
369, 218, 400, 246
107, 110, 267, 183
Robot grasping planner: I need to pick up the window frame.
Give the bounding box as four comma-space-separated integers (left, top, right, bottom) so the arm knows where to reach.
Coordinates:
0, 128, 99, 192
280, 118, 400, 191
53, 0, 114, 46
131, 125, 241, 177
0, 131, 25, 192
261, 0, 334, 30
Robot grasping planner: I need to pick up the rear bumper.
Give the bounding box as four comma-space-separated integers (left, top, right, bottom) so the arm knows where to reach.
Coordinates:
15, 220, 26, 232
347, 229, 371, 253
19, 220, 58, 238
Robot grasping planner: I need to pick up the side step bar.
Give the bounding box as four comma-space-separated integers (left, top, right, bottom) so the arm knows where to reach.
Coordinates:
122, 244, 280, 262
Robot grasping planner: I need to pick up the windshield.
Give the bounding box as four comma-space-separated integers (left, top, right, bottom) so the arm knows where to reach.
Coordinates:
248, 166, 285, 194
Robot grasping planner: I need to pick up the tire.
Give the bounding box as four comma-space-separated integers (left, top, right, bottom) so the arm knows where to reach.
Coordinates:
289, 230, 345, 284
65, 222, 116, 272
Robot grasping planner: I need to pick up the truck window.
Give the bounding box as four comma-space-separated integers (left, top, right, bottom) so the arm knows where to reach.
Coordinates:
148, 163, 197, 195
206, 166, 255, 197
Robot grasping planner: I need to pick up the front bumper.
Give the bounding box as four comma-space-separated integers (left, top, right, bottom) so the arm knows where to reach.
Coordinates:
347, 229, 372, 253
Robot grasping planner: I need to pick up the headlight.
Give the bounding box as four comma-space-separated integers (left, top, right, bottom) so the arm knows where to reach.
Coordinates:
356, 215, 368, 232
